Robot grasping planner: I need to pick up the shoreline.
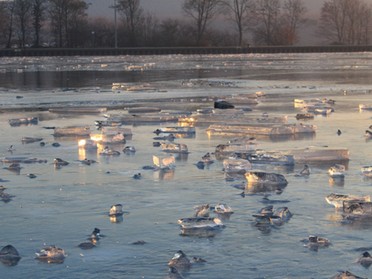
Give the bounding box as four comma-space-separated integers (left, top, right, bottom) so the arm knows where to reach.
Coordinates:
2, 45, 372, 57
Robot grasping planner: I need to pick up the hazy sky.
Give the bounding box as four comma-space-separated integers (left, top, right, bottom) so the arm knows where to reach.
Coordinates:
89, 0, 372, 19
89, 0, 316, 18
89, 0, 182, 18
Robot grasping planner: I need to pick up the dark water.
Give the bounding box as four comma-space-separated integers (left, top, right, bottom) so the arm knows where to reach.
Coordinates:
0, 69, 240, 90
0, 53, 372, 278
3, 68, 372, 91
2, 52, 372, 90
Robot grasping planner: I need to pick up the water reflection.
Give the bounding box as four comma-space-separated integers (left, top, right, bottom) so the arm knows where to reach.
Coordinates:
0, 68, 253, 90
225, 172, 245, 182
153, 169, 175, 181
174, 153, 188, 162
304, 160, 350, 170
215, 213, 233, 221
3, 163, 21, 175
341, 216, 372, 230
325, 213, 344, 223
52, 136, 89, 143
8, 116, 38, 127
251, 163, 294, 173
0, 245, 21, 266
245, 182, 287, 194
329, 177, 345, 187
0, 256, 21, 266
208, 132, 316, 143
110, 215, 124, 223
180, 226, 223, 238
269, 133, 316, 142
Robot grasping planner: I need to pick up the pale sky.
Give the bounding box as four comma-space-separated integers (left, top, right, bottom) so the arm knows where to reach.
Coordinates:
89, 0, 372, 19
89, 0, 182, 18
89, 0, 321, 18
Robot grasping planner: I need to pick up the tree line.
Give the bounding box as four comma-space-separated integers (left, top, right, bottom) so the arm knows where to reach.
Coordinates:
0, 0, 371, 49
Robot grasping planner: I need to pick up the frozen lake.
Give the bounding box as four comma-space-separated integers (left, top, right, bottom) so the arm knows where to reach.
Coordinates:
0, 53, 372, 278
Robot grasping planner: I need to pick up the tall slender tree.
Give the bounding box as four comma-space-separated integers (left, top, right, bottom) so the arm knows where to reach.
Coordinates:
0, 2, 10, 47
48, 0, 88, 47
252, 0, 281, 45
158, 19, 182, 47
223, 0, 255, 46
4, 1, 15, 48
31, 0, 46, 47
281, 0, 306, 45
319, 0, 347, 44
182, 0, 224, 46
117, 0, 143, 47
13, 0, 32, 47
141, 12, 159, 46
66, 0, 89, 47
88, 17, 116, 48
0, 7, 4, 46
356, 2, 372, 44
319, 0, 372, 45
49, 0, 64, 47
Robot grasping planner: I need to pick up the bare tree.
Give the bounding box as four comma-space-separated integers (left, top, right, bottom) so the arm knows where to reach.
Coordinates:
0, 1, 14, 48
158, 19, 182, 46
345, 0, 372, 44
49, 0, 64, 47
48, 0, 89, 47
66, 0, 89, 47
281, 0, 306, 45
252, 0, 281, 45
320, 0, 346, 44
356, 2, 372, 44
182, 0, 224, 46
31, 0, 47, 47
117, 0, 143, 47
13, 0, 32, 47
319, 0, 372, 45
0, 4, 6, 47
140, 12, 159, 46
207, 28, 237, 46
223, 0, 255, 46
88, 17, 115, 48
